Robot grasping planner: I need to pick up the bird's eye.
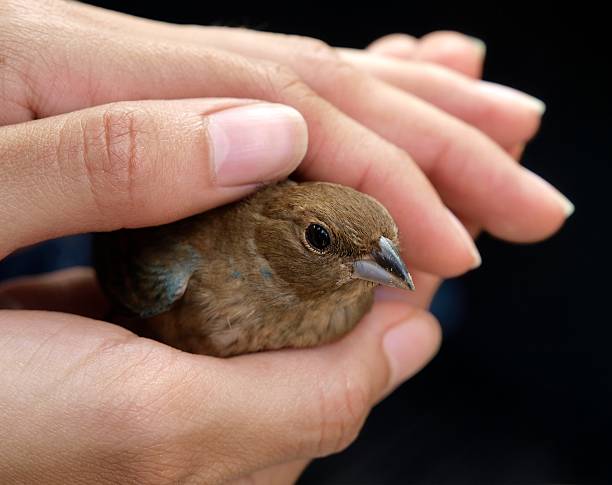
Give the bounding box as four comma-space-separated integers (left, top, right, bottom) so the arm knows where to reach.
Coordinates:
305, 223, 331, 252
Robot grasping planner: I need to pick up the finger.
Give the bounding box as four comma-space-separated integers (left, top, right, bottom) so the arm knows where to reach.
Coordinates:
366, 33, 419, 58
509, 143, 527, 161
0, 267, 108, 318
82, 17, 567, 244
3, 10, 482, 276
69, 18, 556, 248
376, 210, 483, 311
74, 4, 484, 93
305, 70, 570, 242
0, 99, 307, 256
415, 31, 487, 79
367, 31, 486, 79
152, 27, 571, 241
338, 48, 545, 146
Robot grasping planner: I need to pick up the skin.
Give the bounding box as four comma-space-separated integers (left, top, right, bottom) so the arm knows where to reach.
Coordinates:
0, 2, 573, 483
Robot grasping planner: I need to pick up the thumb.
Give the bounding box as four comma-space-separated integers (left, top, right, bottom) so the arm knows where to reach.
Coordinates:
0, 99, 307, 256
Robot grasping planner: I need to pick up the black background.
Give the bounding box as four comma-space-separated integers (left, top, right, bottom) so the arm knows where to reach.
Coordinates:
10, 2, 612, 483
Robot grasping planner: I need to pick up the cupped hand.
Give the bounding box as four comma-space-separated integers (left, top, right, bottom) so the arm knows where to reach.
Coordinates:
0, 268, 440, 484
0, 1, 573, 483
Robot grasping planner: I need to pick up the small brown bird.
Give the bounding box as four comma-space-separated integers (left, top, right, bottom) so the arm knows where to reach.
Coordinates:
94, 181, 414, 357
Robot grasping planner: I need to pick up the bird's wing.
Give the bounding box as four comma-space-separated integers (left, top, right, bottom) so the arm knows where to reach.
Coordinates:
94, 230, 201, 318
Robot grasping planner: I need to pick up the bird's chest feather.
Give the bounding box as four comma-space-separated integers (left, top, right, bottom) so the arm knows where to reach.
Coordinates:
153, 252, 374, 357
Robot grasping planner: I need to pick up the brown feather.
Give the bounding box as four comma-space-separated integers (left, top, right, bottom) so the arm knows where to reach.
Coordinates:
95, 181, 403, 357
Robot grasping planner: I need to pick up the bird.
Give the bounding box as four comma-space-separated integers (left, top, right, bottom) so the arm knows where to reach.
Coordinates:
94, 181, 415, 357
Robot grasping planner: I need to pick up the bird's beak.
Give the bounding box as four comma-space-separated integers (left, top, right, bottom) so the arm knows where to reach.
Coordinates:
351, 236, 415, 291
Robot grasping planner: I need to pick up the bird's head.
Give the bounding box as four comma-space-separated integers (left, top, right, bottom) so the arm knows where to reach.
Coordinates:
253, 182, 414, 299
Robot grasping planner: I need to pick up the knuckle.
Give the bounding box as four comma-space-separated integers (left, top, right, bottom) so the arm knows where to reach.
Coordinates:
376, 33, 415, 43
266, 62, 302, 89
261, 61, 316, 103
423, 30, 465, 41
310, 371, 371, 456
321, 59, 363, 91
80, 104, 154, 216
0, 1, 57, 56
290, 36, 343, 71
0, 1, 82, 121
290, 36, 338, 63
0, 4, 39, 113
290, 39, 364, 96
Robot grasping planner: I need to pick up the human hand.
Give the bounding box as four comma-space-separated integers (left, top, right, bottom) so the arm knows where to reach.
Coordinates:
1, 0, 572, 276
0, 266, 441, 483
0, 1, 573, 482
0, 86, 431, 481
0, 36, 428, 483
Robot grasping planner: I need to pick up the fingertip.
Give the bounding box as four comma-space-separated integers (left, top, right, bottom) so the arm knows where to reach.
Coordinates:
381, 308, 442, 393
400, 203, 481, 278
559, 193, 575, 218
522, 169, 574, 234
416, 31, 486, 78
366, 33, 419, 59
486, 168, 574, 242
474, 81, 545, 142
508, 143, 526, 161
466, 36, 487, 56
444, 208, 482, 270
334, 300, 441, 400
474, 81, 546, 136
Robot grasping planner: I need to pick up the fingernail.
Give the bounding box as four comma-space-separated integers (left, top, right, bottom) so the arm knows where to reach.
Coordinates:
525, 170, 575, 217
560, 195, 575, 217
208, 103, 308, 186
445, 208, 482, 269
478, 81, 546, 114
467, 36, 487, 56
